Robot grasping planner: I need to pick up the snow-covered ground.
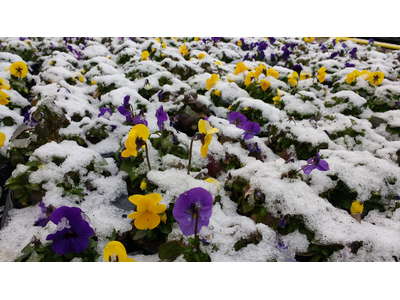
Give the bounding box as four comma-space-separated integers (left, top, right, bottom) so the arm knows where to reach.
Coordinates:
1, 35, 400, 265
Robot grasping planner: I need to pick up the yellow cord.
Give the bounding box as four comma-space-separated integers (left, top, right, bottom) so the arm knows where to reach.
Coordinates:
337, 37, 400, 50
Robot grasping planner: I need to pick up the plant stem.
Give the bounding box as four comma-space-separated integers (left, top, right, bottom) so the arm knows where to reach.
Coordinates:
187, 134, 198, 175
145, 142, 151, 171
194, 211, 199, 242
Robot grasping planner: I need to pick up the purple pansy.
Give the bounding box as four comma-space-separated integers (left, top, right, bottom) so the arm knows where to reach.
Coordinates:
117, 95, 132, 122
155, 105, 168, 131
242, 121, 260, 140
282, 47, 293, 61
369, 38, 375, 45
132, 109, 148, 126
46, 206, 94, 255
292, 64, 303, 74
330, 52, 339, 59
172, 187, 213, 236
301, 152, 329, 175
211, 37, 221, 42
34, 201, 55, 227
268, 37, 276, 45
158, 89, 164, 101
23, 107, 40, 127
332, 38, 336, 46
98, 107, 112, 119
228, 111, 248, 128
320, 44, 328, 52
247, 142, 260, 154
349, 48, 357, 59
342, 43, 347, 48
344, 62, 355, 68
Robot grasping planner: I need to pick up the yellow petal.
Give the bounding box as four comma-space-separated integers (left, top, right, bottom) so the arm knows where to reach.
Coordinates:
103, 241, 135, 262
201, 144, 209, 158
128, 194, 145, 206
134, 212, 161, 230
350, 200, 364, 215
0, 132, 5, 147
198, 119, 206, 134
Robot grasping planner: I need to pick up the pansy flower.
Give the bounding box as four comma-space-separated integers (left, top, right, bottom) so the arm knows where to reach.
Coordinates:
180, 43, 188, 56
317, 66, 327, 83
23, 107, 39, 127
266, 68, 279, 79
155, 105, 168, 131
349, 48, 357, 59
34, 201, 55, 227
46, 206, 94, 255
369, 71, 384, 85
205, 73, 219, 90
141, 50, 150, 61
259, 79, 271, 91
299, 71, 312, 80
98, 107, 112, 119
10, 61, 28, 78
273, 88, 282, 106
103, 241, 136, 262
0, 132, 5, 147
242, 121, 260, 140
360, 70, 372, 81
344, 62, 355, 68
172, 187, 213, 236
329, 52, 339, 59
254, 63, 266, 79
132, 109, 148, 126
121, 124, 150, 157
346, 70, 361, 84
288, 71, 298, 86
118, 95, 132, 122
234, 62, 248, 75
197, 53, 206, 60
198, 119, 219, 158
244, 71, 255, 86
247, 142, 260, 154
350, 200, 364, 215
0, 78, 10, 90
268, 37, 276, 44
228, 111, 248, 128
211, 37, 221, 42
128, 193, 166, 230
292, 64, 303, 74
301, 152, 329, 175
0, 90, 10, 105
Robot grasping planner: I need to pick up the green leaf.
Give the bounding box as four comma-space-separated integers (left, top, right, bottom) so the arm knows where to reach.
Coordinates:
132, 230, 147, 240
158, 240, 186, 261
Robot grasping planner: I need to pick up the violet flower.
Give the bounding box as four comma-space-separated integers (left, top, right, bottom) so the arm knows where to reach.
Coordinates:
268, 37, 276, 45
98, 107, 112, 119
344, 62, 355, 68
132, 109, 148, 126
158, 89, 164, 101
329, 52, 339, 59
320, 44, 328, 52
34, 201, 55, 227
247, 142, 260, 154
292, 64, 303, 74
282, 48, 293, 61
46, 206, 94, 255
117, 95, 132, 122
211, 37, 221, 42
228, 111, 248, 128
332, 38, 336, 46
242, 121, 260, 140
349, 48, 357, 59
155, 105, 168, 131
369, 38, 375, 45
23, 107, 39, 127
172, 187, 213, 236
301, 152, 329, 175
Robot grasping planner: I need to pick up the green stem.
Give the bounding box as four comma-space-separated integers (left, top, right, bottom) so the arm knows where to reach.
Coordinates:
187, 134, 198, 175
145, 142, 151, 171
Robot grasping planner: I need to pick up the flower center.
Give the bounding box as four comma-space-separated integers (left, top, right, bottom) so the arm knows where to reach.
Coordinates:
373, 75, 380, 83
135, 137, 146, 151
109, 253, 119, 262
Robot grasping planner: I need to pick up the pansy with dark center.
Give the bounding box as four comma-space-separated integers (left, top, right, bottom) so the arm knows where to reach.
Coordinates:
98, 107, 112, 119
132, 109, 148, 126
34, 201, 55, 227
228, 111, 248, 128
211, 37, 221, 42
46, 206, 94, 255
282, 47, 293, 61
349, 47, 357, 59
330, 52, 339, 59
247, 142, 260, 154
320, 44, 328, 52
155, 105, 168, 131
268, 37, 276, 44
172, 187, 213, 236
369, 38, 375, 44
301, 152, 329, 175
242, 121, 260, 140
292, 64, 303, 74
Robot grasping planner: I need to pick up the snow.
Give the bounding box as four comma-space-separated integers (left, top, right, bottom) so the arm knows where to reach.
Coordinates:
1, 36, 400, 263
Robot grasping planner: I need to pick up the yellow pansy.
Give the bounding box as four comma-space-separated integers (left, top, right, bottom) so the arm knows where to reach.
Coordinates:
198, 119, 219, 158
317, 66, 327, 83
128, 193, 166, 230
214, 90, 221, 97
140, 179, 147, 190
121, 124, 150, 158
214, 60, 222, 66
234, 62, 248, 75
49, 60, 54, 65
141, 50, 150, 61
266, 68, 279, 79
303, 37, 314, 43
360, 70, 372, 81
288, 71, 298, 86
155, 37, 161, 43
197, 53, 206, 60
91, 80, 97, 85
0, 90, 10, 105
206, 73, 219, 90
180, 43, 188, 56
103, 241, 136, 262
205, 177, 221, 191
0, 78, 10, 90
161, 53, 165, 58
0, 132, 5, 147
350, 200, 364, 215
77, 73, 84, 83
259, 79, 271, 91
81, 69, 86, 74
162, 41, 166, 49
9, 61, 28, 79
237, 40, 242, 46
254, 63, 266, 79
194, 37, 199, 42
151, 48, 156, 52
244, 71, 255, 86
107, 55, 111, 59
299, 71, 312, 80
227, 73, 236, 83
369, 71, 384, 85
273, 88, 282, 106
346, 70, 361, 84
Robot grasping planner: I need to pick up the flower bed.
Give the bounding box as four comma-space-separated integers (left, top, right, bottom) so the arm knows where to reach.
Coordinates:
1, 37, 400, 262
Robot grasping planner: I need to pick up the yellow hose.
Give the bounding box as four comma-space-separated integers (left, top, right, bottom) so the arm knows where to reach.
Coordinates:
337, 37, 400, 50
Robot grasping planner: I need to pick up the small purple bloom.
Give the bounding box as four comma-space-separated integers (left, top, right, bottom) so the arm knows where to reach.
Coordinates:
342, 43, 347, 48
228, 111, 248, 128
74, 50, 82, 60
271, 53, 276, 60
259, 51, 265, 59
110, 125, 117, 132
23, 107, 39, 128
155, 105, 168, 131
132, 109, 148, 126
369, 38, 375, 45
397, 102, 400, 108
46, 206, 94, 255
268, 37, 276, 45
330, 52, 339, 59
247, 142, 260, 154
332, 38, 336, 46
292, 64, 303, 74
211, 37, 221, 42
258, 42, 268, 51
282, 48, 293, 61
67, 45, 73, 52
349, 47, 357, 59
117, 95, 132, 122
244, 53, 250, 61
344, 62, 355, 68
320, 44, 328, 52
172, 187, 213, 236
98, 107, 112, 119
158, 90, 164, 101
301, 152, 329, 175
242, 121, 260, 140
34, 201, 55, 227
